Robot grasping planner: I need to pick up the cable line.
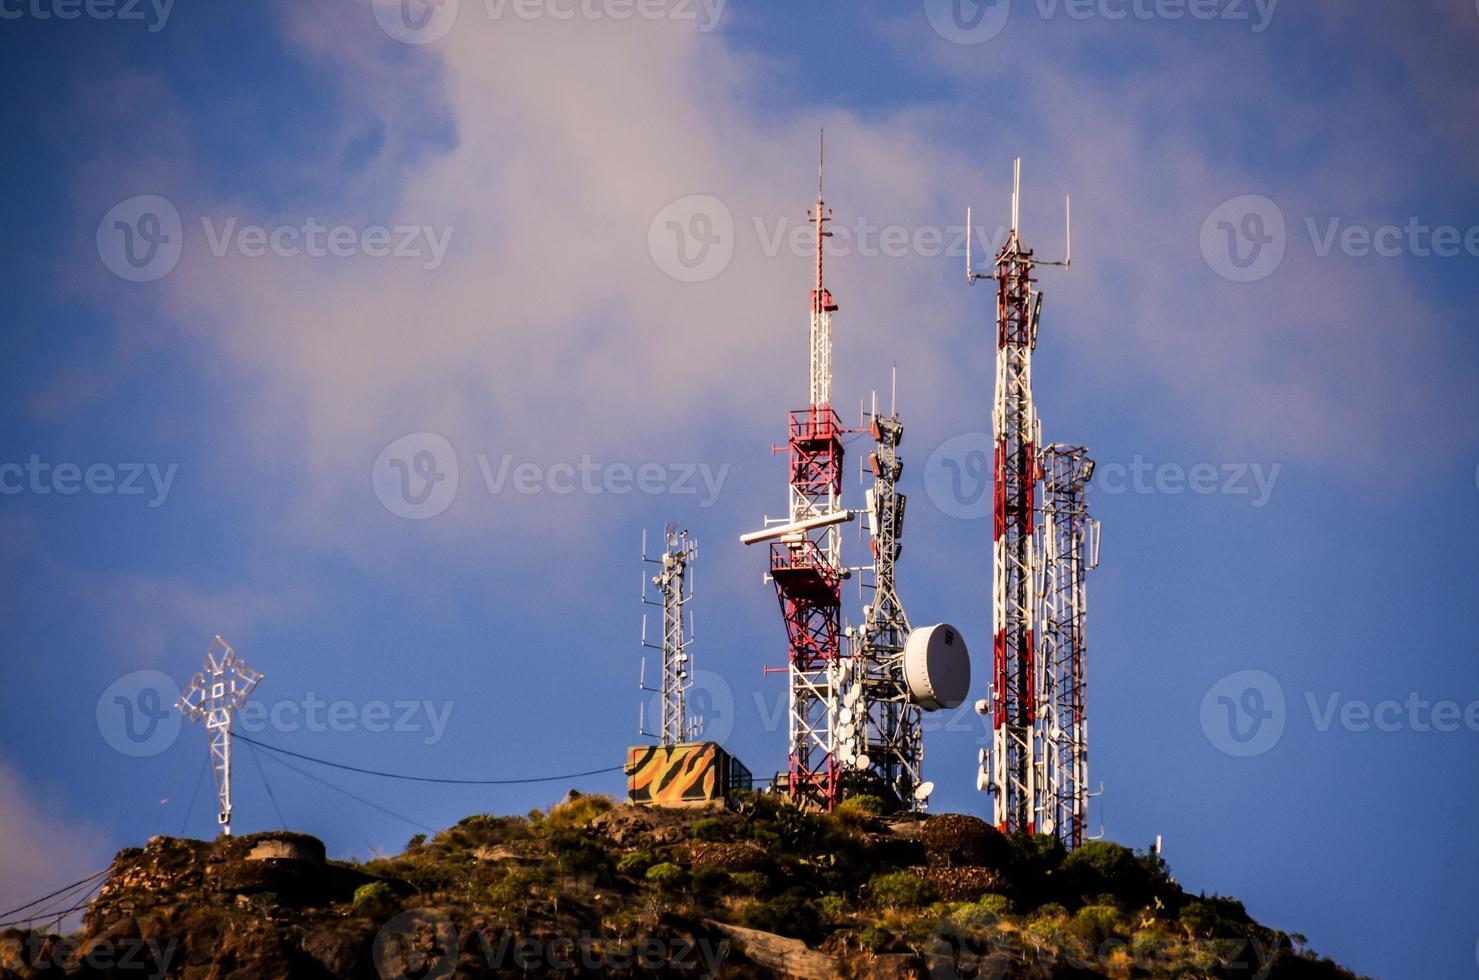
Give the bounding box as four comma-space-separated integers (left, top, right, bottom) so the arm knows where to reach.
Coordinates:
234, 733, 624, 786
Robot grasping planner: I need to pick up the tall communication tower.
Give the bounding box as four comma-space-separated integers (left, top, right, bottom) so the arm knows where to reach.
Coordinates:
967, 159, 1071, 834
640, 524, 698, 745
741, 133, 854, 811
839, 384, 928, 808
176, 635, 262, 837
1037, 445, 1099, 845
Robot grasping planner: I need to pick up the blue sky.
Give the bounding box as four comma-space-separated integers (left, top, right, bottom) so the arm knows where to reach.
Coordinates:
2, 1, 1478, 975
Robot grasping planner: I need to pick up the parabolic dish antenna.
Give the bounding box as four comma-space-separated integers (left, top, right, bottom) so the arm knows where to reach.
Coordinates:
902, 624, 971, 711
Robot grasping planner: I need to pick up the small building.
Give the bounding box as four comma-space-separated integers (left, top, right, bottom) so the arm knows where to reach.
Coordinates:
625, 742, 752, 808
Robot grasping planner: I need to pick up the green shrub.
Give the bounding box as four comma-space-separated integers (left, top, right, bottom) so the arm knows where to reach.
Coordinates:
857, 925, 890, 952
546, 828, 613, 881
691, 865, 731, 896
954, 893, 1014, 930
1034, 902, 1069, 921
616, 850, 656, 877
351, 882, 398, 920
691, 817, 727, 841
730, 871, 771, 896
868, 871, 936, 908
1070, 904, 1122, 947
836, 795, 886, 819
488, 868, 535, 906
645, 862, 689, 892
405, 834, 426, 850
740, 890, 823, 944
545, 793, 614, 828
818, 893, 850, 922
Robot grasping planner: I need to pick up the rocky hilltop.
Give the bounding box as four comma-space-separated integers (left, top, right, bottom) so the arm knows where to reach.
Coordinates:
0, 793, 1365, 979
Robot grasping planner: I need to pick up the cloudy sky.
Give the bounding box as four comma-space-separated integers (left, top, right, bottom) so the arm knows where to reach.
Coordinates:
2, 0, 1478, 974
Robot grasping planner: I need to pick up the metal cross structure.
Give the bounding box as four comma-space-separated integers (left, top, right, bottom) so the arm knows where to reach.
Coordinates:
1037, 445, 1100, 845
967, 159, 1077, 836
176, 635, 262, 837
640, 524, 698, 745
840, 383, 927, 809
743, 133, 852, 811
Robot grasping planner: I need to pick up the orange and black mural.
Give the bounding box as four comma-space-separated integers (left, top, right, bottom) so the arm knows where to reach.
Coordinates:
626, 742, 746, 807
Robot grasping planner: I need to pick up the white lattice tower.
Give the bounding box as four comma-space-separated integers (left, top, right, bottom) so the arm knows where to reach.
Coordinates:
641, 525, 698, 744
176, 635, 262, 837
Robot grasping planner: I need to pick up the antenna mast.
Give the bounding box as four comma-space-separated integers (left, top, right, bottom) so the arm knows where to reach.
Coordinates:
966, 159, 1080, 836
1038, 446, 1099, 845
176, 636, 262, 837
641, 525, 699, 744
751, 131, 848, 810
839, 380, 928, 808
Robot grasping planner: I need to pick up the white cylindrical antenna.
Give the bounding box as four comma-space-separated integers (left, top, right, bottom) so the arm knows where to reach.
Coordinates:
1011, 158, 1021, 233
1065, 194, 1072, 267
740, 509, 855, 546
966, 206, 974, 282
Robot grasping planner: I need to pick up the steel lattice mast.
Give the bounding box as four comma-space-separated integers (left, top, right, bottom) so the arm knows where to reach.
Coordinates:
968, 159, 1071, 834
757, 133, 849, 811
176, 636, 262, 837
1036, 445, 1099, 845
841, 385, 927, 807
641, 525, 698, 745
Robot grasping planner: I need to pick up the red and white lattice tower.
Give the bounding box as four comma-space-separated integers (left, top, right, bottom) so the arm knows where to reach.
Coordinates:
748, 134, 850, 811
968, 159, 1071, 834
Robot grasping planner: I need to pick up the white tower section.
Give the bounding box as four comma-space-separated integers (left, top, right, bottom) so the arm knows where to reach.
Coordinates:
176, 635, 262, 837
641, 525, 698, 745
